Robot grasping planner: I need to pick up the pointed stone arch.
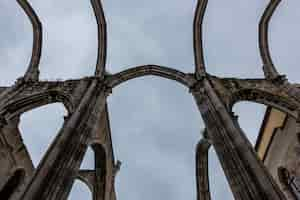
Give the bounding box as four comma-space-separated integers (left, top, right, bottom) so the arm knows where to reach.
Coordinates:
229, 89, 298, 118
0, 90, 73, 120
106, 65, 196, 89
209, 76, 300, 118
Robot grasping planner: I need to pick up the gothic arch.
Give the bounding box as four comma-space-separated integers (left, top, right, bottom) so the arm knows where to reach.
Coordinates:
93, 0, 207, 78
229, 89, 299, 118
106, 65, 196, 89
0, 91, 73, 120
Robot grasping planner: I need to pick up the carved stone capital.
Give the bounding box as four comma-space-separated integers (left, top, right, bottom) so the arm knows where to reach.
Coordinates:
189, 77, 205, 94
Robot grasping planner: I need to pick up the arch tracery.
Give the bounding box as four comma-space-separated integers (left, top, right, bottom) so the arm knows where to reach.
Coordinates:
209, 76, 300, 117
229, 89, 298, 118
0, 91, 73, 120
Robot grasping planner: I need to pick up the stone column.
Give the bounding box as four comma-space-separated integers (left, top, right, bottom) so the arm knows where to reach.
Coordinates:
0, 115, 34, 200
196, 132, 211, 200
93, 144, 107, 200
18, 81, 109, 200
192, 78, 286, 200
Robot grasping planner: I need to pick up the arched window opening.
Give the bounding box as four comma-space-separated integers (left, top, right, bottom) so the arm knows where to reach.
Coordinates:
204, 0, 266, 78
68, 180, 92, 200
80, 147, 95, 170
108, 77, 202, 200
208, 148, 234, 200
27, 0, 97, 80
103, 0, 195, 73
232, 102, 267, 146
19, 103, 67, 167
0, 1, 32, 85
0, 169, 25, 199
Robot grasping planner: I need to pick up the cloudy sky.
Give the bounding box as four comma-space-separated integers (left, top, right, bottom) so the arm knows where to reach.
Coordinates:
1, 0, 300, 199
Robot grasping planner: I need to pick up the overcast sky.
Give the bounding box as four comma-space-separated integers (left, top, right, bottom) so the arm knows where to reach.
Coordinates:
1, 0, 300, 199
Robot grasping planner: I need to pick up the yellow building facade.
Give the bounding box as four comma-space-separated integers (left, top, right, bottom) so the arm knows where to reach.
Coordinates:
256, 107, 300, 199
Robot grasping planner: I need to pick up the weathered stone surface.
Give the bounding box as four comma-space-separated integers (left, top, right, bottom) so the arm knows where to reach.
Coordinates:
1, 0, 300, 199
196, 132, 211, 200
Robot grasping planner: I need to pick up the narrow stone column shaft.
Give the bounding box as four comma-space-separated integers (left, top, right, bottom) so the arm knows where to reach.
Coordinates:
192, 79, 286, 200
93, 145, 107, 200
196, 136, 211, 200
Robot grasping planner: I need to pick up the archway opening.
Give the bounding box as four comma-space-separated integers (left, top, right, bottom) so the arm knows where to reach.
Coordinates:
204, 0, 266, 78
232, 101, 267, 146
103, 0, 196, 73
80, 147, 94, 170
28, 0, 97, 80
19, 103, 67, 167
108, 76, 202, 200
68, 180, 92, 200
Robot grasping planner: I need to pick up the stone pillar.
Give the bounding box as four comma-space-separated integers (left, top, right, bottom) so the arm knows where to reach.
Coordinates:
192, 79, 286, 200
17, 0, 42, 82
196, 133, 211, 200
93, 144, 107, 200
18, 81, 109, 200
0, 115, 34, 200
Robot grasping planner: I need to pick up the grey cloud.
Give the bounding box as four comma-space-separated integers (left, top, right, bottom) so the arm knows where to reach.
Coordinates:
2, 0, 300, 199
